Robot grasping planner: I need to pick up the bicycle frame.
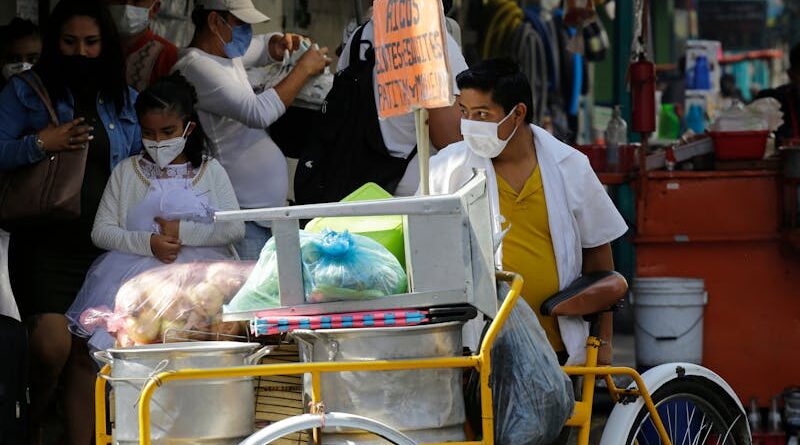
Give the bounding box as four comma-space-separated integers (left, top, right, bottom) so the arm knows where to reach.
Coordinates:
562, 335, 673, 445
94, 272, 673, 445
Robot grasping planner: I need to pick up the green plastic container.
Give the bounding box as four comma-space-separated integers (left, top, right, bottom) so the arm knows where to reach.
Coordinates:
305, 183, 406, 267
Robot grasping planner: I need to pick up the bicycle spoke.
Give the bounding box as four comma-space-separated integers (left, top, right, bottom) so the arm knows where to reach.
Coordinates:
673, 400, 679, 442
633, 419, 654, 445
719, 414, 742, 445
700, 417, 713, 445
693, 413, 710, 445
682, 401, 697, 445
625, 381, 746, 445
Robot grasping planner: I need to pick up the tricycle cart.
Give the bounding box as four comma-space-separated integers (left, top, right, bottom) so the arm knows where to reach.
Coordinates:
95, 172, 751, 445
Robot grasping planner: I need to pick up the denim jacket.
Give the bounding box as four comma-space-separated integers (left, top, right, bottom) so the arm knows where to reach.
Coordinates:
0, 72, 141, 172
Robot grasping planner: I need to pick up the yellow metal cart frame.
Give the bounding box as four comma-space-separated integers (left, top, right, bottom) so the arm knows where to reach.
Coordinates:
94, 272, 674, 445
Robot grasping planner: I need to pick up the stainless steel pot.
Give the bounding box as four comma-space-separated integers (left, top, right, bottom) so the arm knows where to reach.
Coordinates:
291, 322, 466, 442
95, 341, 271, 444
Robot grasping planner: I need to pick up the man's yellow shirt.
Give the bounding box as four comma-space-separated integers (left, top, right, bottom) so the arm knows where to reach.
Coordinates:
498, 166, 564, 352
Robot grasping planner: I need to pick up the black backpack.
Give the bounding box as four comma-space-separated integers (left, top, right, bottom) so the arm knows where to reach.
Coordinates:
293, 23, 416, 205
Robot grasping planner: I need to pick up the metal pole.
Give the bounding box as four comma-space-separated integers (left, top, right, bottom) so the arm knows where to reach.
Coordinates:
415, 108, 431, 195
354, 0, 364, 25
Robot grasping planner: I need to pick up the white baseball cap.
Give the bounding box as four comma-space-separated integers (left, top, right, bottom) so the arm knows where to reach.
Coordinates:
195, 0, 270, 24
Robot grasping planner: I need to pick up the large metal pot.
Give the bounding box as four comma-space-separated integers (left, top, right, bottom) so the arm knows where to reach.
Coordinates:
291, 322, 466, 443
96, 341, 271, 444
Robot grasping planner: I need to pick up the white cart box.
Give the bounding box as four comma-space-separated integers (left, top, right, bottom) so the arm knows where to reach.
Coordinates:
217, 172, 498, 322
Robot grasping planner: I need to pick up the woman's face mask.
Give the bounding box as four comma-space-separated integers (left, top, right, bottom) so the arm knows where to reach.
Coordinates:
461, 106, 519, 159
143, 123, 191, 169
214, 16, 253, 59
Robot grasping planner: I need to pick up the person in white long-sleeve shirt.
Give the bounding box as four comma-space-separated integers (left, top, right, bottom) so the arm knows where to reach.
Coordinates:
173, 0, 329, 259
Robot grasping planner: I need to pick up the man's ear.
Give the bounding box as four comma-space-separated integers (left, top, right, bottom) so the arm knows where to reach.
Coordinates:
515, 103, 528, 125
207, 10, 221, 34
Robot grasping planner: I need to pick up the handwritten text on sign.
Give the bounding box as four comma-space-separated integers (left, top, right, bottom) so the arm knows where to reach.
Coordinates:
373, 0, 452, 119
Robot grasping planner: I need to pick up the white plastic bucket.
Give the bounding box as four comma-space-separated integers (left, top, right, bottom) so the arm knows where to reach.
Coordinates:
632, 277, 708, 366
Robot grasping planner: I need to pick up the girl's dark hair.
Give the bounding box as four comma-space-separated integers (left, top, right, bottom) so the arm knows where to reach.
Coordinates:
4, 18, 40, 42
33, 0, 128, 111
135, 72, 209, 168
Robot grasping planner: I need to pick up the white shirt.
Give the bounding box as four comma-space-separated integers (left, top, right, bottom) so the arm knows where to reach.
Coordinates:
92, 156, 245, 256
337, 21, 470, 196
0, 230, 19, 321
173, 35, 289, 209
427, 125, 628, 362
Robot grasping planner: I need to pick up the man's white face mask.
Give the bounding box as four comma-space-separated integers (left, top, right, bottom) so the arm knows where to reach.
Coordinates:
109, 3, 152, 37
461, 106, 519, 159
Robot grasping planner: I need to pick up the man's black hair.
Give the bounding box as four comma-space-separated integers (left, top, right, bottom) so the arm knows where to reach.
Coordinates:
191, 7, 231, 31
456, 58, 534, 124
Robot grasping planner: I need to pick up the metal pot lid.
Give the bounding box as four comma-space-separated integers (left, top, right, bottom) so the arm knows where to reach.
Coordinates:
106, 341, 261, 357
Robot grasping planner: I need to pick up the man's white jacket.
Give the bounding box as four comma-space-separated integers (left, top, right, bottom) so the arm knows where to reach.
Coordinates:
427, 124, 628, 364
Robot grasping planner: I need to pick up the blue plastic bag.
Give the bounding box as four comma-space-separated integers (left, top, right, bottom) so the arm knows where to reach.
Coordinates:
226, 230, 408, 312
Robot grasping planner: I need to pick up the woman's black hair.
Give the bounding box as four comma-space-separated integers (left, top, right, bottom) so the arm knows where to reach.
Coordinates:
33, 0, 128, 111
135, 72, 209, 168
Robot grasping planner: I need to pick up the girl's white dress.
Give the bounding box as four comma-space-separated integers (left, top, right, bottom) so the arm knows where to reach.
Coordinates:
66, 157, 243, 351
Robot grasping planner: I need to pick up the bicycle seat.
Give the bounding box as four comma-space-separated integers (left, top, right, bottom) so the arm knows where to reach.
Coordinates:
540, 271, 628, 317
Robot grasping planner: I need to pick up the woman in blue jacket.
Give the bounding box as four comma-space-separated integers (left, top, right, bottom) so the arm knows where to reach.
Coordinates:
0, 0, 140, 441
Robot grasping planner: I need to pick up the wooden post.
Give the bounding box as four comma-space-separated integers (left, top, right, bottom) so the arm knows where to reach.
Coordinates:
415, 108, 431, 195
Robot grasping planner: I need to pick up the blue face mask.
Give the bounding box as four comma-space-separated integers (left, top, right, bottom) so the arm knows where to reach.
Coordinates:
217, 19, 252, 59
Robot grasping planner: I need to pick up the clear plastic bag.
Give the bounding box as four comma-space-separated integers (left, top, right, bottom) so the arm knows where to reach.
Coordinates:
226, 230, 408, 312
711, 98, 784, 132
466, 282, 575, 445
246, 39, 333, 109
80, 261, 254, 347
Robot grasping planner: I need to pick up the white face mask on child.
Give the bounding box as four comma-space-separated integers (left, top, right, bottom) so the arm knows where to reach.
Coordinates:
142, 123, 190, 169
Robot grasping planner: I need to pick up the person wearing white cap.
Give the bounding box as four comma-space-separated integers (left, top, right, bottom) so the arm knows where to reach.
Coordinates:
172, 0, 329, 260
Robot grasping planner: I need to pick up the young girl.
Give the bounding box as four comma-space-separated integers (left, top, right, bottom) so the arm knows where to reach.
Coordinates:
66, 73, 246, 352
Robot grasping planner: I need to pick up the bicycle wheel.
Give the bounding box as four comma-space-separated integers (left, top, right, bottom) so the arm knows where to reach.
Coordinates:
239, 412, 418, 445
624, 376, 750, 445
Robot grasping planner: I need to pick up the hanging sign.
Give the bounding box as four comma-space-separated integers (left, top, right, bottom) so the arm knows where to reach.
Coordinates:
372, 0, 453, 119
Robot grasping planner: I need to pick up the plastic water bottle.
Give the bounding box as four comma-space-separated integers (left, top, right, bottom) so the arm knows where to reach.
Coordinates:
658, 104, 681, 140
686, 104, 706, 134
749, 398, 763, 433
692, 56, 712, 90
605, 105, 628, 172
769, 396, 783, 433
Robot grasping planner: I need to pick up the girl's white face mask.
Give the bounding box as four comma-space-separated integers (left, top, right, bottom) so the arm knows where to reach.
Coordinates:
461, 106, 519, 159
2, 62, 33, 79
142, 123, 190, 169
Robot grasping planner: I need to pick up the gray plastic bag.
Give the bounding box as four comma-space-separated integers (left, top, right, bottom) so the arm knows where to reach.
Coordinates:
466, 282, 575, 445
